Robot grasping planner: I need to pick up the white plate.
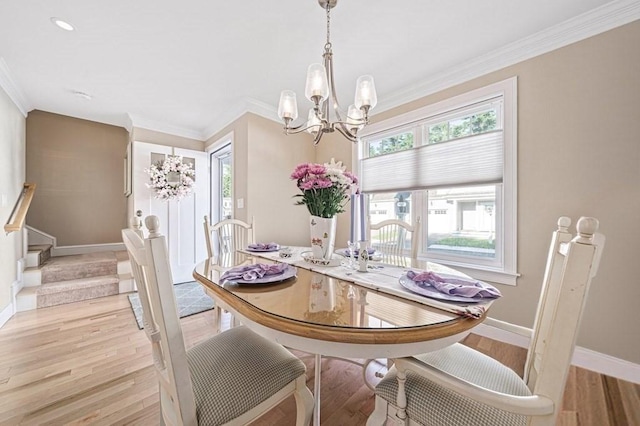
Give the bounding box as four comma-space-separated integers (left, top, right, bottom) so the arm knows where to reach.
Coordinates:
245, 244, 280, 252
301, 251, 343, 267
399, 274, 484, 303
225, 264, 297, 285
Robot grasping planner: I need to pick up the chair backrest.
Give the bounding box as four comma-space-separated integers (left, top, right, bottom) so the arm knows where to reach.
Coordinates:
524, 216, 604, 418
122, 216, 197, 425
368, 217, 421, 266
204, 215, 255, 258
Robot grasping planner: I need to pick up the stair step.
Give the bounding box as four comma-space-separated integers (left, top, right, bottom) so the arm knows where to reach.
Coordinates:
36, 275, 120, 308
41, 252, 118, 284
26, 244, 52, 268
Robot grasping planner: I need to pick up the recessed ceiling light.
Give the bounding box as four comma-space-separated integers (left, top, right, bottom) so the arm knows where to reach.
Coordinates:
72, 91, 92, 100
50, 17, 74, 31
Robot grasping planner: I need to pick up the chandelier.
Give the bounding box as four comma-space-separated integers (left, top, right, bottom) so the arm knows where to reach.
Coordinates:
277, 0, 377, 145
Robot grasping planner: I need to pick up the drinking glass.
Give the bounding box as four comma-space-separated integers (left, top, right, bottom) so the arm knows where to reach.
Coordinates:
347, 240, 358, 269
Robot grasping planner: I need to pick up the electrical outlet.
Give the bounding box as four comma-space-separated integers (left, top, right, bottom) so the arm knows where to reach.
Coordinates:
237, 198, 244, 209
1, 194, 7, 207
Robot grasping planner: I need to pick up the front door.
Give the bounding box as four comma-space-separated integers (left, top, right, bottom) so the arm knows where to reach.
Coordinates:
132, 141, 209, 283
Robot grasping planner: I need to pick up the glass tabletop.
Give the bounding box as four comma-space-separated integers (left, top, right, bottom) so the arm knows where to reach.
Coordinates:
193, 253, 481, 336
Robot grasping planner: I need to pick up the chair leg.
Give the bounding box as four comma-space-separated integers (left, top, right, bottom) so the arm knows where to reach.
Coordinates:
213, 306, 222, 334
366, 395, 390, 426
293, 375, 315, 426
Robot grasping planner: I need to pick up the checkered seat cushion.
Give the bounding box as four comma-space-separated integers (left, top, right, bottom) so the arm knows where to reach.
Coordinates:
375, 343, 531, 426
187, 326, 306, 425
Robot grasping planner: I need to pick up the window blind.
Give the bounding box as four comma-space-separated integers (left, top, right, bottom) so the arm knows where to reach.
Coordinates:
360, 130, 503, 193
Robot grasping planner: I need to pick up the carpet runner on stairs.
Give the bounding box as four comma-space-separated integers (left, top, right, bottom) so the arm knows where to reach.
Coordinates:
35, 252, 120, 308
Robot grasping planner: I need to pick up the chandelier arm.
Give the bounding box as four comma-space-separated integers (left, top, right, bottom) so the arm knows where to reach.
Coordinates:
324, 49, 347, 122
284, 122, 325, 135
312, 128, 324, 145
333, 123, 358, 143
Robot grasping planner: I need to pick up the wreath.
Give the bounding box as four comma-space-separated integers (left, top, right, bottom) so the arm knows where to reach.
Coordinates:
145, 155, 195, 201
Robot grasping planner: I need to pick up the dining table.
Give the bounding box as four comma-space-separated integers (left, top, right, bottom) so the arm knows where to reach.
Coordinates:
192, 246, 494, 426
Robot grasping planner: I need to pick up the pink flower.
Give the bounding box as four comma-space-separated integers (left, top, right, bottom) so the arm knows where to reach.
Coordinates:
343, 171, 358, 184
290, 159, 359, 218
308, 164, 326, 175
300, 177, 332, 190
314, 178, 333, 189
290, 163, 311, 180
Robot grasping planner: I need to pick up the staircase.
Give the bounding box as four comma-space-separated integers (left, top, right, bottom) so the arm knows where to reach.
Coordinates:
17, 245, 133, 311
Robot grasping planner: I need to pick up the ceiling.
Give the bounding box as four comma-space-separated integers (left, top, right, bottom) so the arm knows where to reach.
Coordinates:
0, 0, 634, 141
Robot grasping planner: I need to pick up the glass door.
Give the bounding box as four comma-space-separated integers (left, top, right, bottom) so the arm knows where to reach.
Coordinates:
210, 143, 232, 224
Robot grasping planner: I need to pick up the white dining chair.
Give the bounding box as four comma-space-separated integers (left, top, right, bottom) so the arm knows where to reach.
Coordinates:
367, 217, 420, 267
123, 215, 313, 425
204, 215, 255, 258
366, 216, 604, 426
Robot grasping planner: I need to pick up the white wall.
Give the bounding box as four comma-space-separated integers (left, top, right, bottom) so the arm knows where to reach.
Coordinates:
0, 85, 26, 319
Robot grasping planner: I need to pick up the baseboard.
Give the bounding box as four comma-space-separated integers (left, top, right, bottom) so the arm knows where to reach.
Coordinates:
0, 298, 14, 329
51, 242, 126, 257
474, 319, 640, 384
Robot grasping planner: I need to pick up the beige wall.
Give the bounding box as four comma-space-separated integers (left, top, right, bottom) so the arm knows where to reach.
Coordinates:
26, 111, 128, 245
0, 87, 26, 313
331, 22, 640, 363
206, 114, 315, 246
246, 114, 316, 246
131, 127, 204, 151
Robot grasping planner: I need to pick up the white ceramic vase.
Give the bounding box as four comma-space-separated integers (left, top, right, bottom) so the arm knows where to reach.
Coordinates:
309, 215, 337, 260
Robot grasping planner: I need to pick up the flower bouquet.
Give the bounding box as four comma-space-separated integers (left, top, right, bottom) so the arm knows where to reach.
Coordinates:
290, 158, 358, 218
291, 158, 358, 259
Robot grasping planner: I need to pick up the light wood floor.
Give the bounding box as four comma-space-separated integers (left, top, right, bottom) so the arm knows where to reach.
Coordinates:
0, 294, 638, 425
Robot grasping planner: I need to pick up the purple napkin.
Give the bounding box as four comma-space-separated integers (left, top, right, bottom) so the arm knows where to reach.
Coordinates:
220, 263, 288, 282
406, 271, 501, 299
248, 242, 279, 250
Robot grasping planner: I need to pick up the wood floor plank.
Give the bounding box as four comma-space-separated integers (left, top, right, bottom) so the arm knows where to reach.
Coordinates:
0, 293, 638, 425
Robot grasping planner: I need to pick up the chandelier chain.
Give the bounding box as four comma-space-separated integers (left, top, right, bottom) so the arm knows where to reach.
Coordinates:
325, 2, 331, 49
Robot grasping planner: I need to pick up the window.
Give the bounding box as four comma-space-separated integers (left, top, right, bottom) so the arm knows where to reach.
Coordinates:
357, 78, 517, 284
210, 138, 233, 223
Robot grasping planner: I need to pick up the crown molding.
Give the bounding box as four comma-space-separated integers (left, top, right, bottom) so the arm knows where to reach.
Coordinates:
0, 58, 31, 117
202, 98, 279, 141
376, 0, 640, 113
201, 0, 639, 140
128, 113, 205, 141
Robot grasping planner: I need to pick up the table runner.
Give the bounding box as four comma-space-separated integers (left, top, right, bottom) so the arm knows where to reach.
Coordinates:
238, 246, 493, 318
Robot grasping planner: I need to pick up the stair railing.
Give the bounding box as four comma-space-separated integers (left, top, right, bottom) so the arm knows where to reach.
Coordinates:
4, 183, 36, 234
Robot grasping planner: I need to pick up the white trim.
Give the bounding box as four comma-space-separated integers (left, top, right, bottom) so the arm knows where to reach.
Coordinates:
0, 57, 31, 116
202, 98, 279, 141
11, 277, 23, 308
129, 113, 205, 141
26, 225, 124, 256
26, 225, 57, 247
374, 0, 640, 114
200, 0, 640, 140
474, 318, 640, 385
0, 296, 15, 328
359, 78, 518, 282
205, 131, 234, 153
51, 242, 125, 257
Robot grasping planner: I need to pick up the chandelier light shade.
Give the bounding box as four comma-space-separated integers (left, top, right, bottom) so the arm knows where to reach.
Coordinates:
277, 0, 377, 145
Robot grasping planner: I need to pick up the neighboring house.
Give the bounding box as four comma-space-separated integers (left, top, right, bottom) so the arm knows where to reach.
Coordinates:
0, 14, 639, 385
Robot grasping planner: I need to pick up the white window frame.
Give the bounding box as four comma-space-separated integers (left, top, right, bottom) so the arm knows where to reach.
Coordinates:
207, 132, 234, 224
355, 77, 518, 285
